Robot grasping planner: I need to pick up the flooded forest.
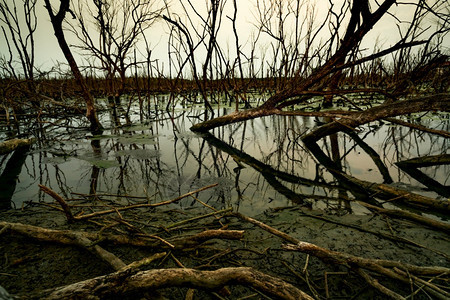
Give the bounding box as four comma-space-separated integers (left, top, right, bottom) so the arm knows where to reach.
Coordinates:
0, 0, 449, 299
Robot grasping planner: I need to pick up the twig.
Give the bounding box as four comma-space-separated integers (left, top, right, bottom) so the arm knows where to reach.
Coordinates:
70, 183, 218, 221
164, 207, 233, 230
393, 267, 449, 299
121, 252, 168, 272
0, 223, 11, 236
354, 268, 406, 300
39, 185, 74, 222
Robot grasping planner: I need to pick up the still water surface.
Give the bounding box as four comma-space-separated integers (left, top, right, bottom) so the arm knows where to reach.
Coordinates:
2, 95, 449, 215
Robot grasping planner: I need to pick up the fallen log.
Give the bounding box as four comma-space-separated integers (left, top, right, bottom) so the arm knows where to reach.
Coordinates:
0, 138, 34, 155
302, 94, 450, 144
234, 212, 450, 299
356, 201, 450, 233
24, 267, 314, 300
0, 220, 126, 271
0, 221, 244, 250
283, 242, 449, 299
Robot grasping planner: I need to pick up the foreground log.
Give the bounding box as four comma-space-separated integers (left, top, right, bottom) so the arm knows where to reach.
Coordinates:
0, 221, 244, 250
24, 267, 313, 300
283, 242, 449, 300
234, 212, 450, 299
0, 221, 126, 271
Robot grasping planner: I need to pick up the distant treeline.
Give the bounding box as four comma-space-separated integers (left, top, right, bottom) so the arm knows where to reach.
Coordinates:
1, 66, 447, 104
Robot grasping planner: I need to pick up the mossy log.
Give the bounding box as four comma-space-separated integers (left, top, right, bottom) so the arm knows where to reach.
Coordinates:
0, 138, 34, 155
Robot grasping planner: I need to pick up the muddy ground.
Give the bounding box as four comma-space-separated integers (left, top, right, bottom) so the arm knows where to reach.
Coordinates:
0, 202, 449, 299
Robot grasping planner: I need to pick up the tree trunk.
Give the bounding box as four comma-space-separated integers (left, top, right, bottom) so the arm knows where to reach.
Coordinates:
189, 0, 414, 133
302, 94, 450, 144
43, 0, 102, 133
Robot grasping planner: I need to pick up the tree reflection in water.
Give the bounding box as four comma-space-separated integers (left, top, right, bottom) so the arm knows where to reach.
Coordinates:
3, 97, 449, 216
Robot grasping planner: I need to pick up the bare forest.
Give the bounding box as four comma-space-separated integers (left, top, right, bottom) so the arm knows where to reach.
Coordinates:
0, 0, 449, 299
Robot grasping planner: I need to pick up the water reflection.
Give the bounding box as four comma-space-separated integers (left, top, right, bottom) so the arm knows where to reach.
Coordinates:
0, 144, 30, 209
2, 96, 449, 215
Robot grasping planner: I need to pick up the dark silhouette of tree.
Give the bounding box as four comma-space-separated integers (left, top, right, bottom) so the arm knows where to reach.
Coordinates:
70, 0, 162, 103
43, 0, 102, 132
0, 0, 37, 83
191, 0, 449, 132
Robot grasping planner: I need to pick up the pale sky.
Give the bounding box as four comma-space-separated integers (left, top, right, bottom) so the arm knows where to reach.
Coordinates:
0, 0, 447, 78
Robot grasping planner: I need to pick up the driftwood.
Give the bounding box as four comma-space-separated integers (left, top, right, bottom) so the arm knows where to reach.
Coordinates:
0, 138, 34, 155
0, 221, 244, 250
395, 154, 450, 198
26, 267, 313, 300
233, 212, 450, 300
301, 94, 450, 144
356, 201, 450, 233
283, 242, 449, 300
0, 220, 127, 271
39, 183, 219, 222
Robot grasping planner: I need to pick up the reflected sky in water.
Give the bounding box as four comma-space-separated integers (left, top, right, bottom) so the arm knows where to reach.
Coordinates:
3, 95, 449, 215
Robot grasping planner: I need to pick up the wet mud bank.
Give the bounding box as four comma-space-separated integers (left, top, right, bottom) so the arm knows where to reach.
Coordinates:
1, 203, 448, 299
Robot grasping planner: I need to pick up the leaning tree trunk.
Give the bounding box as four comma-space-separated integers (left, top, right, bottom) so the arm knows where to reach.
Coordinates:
43, 0, 102, 132
190, 0, 402, 133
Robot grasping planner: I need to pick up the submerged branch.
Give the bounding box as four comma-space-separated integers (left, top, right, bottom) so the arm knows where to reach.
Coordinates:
42, 183, 218, 222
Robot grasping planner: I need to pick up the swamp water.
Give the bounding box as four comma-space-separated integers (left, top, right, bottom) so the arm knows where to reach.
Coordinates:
1, 95, 449, 217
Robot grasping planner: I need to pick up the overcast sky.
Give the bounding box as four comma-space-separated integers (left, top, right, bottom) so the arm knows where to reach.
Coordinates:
0, 0, 447, 77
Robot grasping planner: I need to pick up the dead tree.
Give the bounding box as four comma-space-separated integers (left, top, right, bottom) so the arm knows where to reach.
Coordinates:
190, 0, 448, 132
0, 0, 39, 110
69, 0, 162, 103
43, 0, 102, 132
0, 0, 37, 83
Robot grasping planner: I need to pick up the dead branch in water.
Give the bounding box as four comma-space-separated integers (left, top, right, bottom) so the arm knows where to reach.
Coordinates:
39, 183, 218, 222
